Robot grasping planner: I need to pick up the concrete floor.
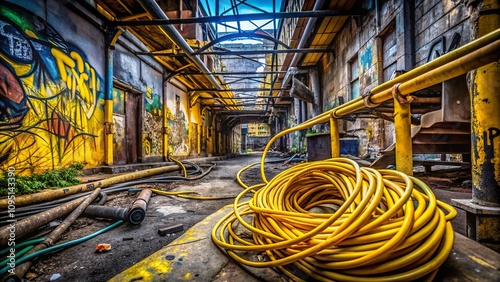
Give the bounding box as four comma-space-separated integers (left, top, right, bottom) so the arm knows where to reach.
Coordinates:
6, 154, 499, 282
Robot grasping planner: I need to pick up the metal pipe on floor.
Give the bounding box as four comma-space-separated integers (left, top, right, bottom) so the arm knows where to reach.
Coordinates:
82, 189, 152, 225
0, 164, 183, 209
83, 205, 129, 221
8, 189, 101, 281
128, 189, 152, 225
0, 197, 85, 246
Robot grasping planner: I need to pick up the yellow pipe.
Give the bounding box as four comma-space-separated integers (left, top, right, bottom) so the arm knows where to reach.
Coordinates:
278, 28, 500, 128
329, 114, 340, 158
104, 99, 114, 165
0, 164, 187, 209
260, 35, 500, 182
393, 93, 413, 175
333, 39, 500, 118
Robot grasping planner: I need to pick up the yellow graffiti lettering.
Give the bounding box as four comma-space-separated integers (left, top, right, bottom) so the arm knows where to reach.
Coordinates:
51, 48, 98, 119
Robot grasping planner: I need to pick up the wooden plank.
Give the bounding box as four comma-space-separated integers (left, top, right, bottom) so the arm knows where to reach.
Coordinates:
325, 17, 341, 33
435, 232, 500, 281
316, 17, 330, 34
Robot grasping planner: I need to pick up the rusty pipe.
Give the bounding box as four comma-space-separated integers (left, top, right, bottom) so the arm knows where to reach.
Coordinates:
82, 189, 152, 225
0, 164, 184, 209
128, 189, 152, 225
0, 197, 86, 246
83, 205, 129, 221
9, 189, 101, 280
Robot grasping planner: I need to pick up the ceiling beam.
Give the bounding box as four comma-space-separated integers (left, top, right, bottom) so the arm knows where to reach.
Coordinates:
182, 71, 287, 75
192, 88, 288, 93
136, 48, 334, 57
111, 10, 366, 26
199, 96, 289, 99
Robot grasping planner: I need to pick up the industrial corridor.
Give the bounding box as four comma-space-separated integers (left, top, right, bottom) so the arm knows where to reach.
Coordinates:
0, 0, 499, 281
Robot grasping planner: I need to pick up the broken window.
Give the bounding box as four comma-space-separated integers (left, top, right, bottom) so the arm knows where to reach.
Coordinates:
349, 55, 359, 100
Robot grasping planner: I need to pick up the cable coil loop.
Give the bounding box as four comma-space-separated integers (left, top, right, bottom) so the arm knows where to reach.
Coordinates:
212, 158, 456, 282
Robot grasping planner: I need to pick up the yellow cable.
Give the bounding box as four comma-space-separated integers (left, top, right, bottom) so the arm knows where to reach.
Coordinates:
168, 155, 188, 178
150, 188, 235, 200
212, 157, 457, 281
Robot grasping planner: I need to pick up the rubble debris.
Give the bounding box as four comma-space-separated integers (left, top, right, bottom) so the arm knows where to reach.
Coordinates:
50, 273, 61, 281
158, 224, 184, 236
95, 243, 112, 252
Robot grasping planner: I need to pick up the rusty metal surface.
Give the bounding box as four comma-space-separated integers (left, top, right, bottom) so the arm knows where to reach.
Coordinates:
128, 188, 152, 224
8, 189, 102, 281
0, 197, 86, 246
83, 205, 129, 220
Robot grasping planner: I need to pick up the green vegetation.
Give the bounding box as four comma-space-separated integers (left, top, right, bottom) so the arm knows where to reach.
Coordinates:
0, 163, 84, 196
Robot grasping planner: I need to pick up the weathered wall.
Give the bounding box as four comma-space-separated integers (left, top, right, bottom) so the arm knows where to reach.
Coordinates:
165, 82, 189, 156
0, 1, 106, 173
320, 0, 470, 158
114, 35, 164, 161
414, 0, 470, 66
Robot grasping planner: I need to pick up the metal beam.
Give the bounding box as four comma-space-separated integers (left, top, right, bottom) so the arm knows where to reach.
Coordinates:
199, 96, 288, 99
192, 88, 288, 93
182, 71, 287, 75
213, 103, 290, 107
215, 110, 268, 114
136, 48, 333, 57
112, 10, 366, 26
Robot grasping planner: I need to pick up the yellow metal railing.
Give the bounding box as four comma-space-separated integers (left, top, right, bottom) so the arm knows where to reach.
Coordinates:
261, 28, 500, 182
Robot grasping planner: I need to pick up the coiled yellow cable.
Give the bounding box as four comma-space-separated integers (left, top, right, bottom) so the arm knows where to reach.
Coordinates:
211, 158, 456, 281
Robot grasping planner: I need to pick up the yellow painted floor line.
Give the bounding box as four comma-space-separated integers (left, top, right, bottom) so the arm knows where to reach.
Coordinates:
109, 205, 232, 282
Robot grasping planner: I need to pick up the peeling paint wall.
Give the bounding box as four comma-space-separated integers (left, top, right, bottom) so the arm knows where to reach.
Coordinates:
0, 1, 105, 174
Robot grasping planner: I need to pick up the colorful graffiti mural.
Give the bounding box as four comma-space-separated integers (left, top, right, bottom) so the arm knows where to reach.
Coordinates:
167, 92, 189, 156
143, 86, 162, 157
0, 3, 105, 173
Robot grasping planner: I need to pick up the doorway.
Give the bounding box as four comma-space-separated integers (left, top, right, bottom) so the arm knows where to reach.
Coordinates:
112, 87, 140, 164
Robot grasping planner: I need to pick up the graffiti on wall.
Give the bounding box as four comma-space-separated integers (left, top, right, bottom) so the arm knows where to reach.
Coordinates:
167, 93, 189, 155
0, 3, 104, 173
143, 86, 162, 157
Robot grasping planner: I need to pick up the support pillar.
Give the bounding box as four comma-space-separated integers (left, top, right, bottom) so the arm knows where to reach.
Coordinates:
452, 0, 500, 252
393, 85, 413, 176
104, 28, 122, 165
330, 116, 340, 158
310, 68, 322, 122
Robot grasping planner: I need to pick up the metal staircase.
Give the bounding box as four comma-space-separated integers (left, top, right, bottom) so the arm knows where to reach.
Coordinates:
371, 75, 471, 169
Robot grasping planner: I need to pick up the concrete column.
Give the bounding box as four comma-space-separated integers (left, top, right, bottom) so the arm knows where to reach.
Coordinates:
309, 68, 322, 118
